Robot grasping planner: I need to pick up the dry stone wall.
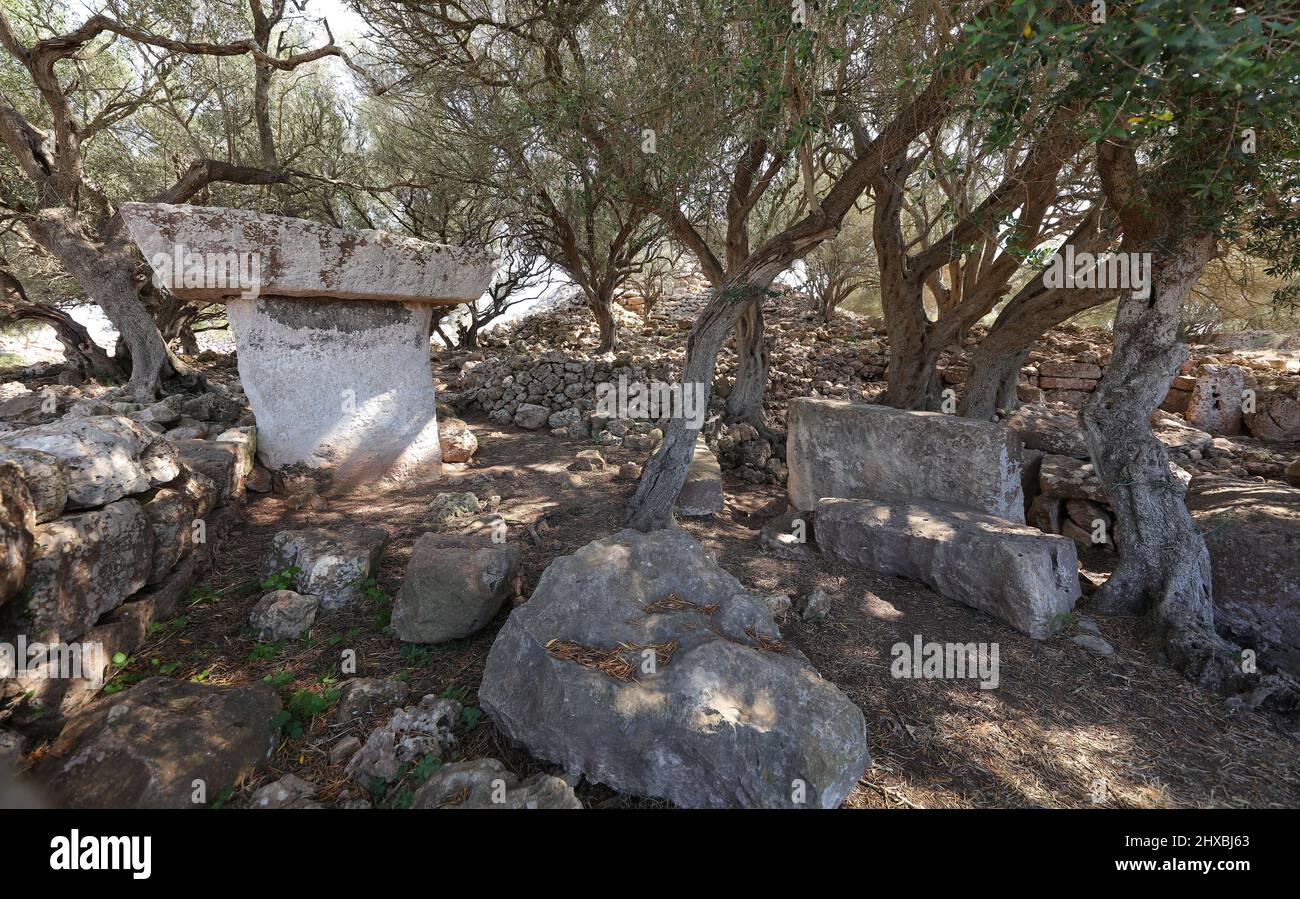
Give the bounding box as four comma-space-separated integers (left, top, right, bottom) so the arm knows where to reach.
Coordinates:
0, 376, 255, 719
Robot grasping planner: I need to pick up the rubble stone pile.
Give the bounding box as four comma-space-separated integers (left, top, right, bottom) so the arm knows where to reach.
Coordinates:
442, 286, 1300, 490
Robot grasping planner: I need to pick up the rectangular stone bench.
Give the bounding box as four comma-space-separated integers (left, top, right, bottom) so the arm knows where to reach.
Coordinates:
815, 496, 1080, 639
787, 398, 1026, 522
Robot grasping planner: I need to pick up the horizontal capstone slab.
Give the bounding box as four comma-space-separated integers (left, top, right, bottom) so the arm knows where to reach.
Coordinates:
120, 202, 495, 304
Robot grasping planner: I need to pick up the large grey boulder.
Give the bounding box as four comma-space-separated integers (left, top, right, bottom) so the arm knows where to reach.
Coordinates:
264, 527, 388, 610
33, 677, 279, 809
787, 398, 1025, 521
0, 415, 178, 509
815, 497, 1080, 639
392, 533, 519, 644
412, 758, 582, 809
15, 499, 152, 641
1244, 386, 1300, 441
480, 528, 870, 809
0, 448, 67, 522
1186, 477, 1300, 676
676, 437, 724, 517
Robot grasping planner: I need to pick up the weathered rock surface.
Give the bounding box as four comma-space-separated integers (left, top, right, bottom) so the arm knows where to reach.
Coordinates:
226, 296, 446, 485
333, 678, 411, 725
392, 533, 520, 644
676, 437, 724, 517
249, 590, 319, 641
249, 773, 320, 809
815, 497, 1080, 639
0, 416, 177, 509
480, 528, 871, 809
140, 484, 199, 584
427, 491, 482, 527
1006, 404, 1090, 458
1186, 477, 1300, 676
15, 499, 152, 640
265, 527, 388, 610
1245, 386, 1300, 441
439, 417, 478, 462
175, 439, 245, 500
512, 402, 551, 430
34, 677, 279, 809
567, 449, 606, 472
1040, 452, 1190, 504
121, 202, 495, 303
1185, 365, 1244, 435
0, 448, 67, 522
0, 461, 34, 606
759, 508, 819, 561
345, 695, 461, 784
411, 758, 582, 809
787, 398, 1025, 521
215, 426, 257, 482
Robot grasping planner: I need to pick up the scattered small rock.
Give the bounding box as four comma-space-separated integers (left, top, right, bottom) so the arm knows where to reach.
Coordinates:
249, 590, 320, 641
567, 449, 606, 472
801, 588, 832, 621
411, 758, 582, 809
345, 695, 461, 785
617, 462, 641, 480
250, 773, 320, 809
334, 678, 411, 725
1072, 633, 1115, 656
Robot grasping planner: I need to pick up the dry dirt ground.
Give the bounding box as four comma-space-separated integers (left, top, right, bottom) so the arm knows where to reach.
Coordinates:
109, 416, 1300, 809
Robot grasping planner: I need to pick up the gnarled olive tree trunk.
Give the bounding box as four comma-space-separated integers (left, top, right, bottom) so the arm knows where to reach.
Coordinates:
1080, 229, 1249, 691
725, 300, 771, 427
628, 280, 774, 530
27, 208, 176, 400
588, 285, 620, 354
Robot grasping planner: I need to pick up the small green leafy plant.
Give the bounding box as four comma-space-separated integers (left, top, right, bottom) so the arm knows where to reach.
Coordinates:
271, 687, 340, 740
261, 566, 300, 591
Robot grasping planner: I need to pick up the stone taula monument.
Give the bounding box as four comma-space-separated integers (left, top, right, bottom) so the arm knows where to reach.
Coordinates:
120, 203, 496, 489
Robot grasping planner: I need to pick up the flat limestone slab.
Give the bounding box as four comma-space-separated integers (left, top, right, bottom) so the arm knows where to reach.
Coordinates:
815, 496, 1080, 639
120, 203, 495, 304
787, 398, 1025, 521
